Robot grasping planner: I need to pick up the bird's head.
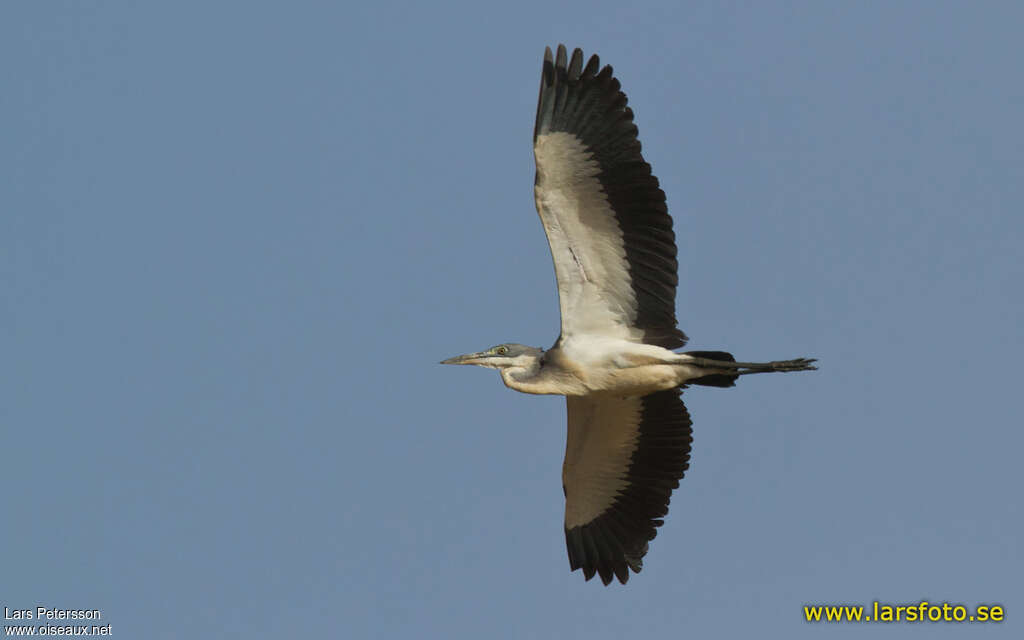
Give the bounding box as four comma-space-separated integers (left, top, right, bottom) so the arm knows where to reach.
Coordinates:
440, 343, 543, 370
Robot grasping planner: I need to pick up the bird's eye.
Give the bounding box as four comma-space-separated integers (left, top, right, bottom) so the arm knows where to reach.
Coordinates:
495, 346, 508, 355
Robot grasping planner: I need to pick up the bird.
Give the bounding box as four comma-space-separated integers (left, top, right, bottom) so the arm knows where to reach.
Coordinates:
441, 45, 817, 586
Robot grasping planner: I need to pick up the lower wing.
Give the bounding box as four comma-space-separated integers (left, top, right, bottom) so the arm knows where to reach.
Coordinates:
562, 389, 693, 584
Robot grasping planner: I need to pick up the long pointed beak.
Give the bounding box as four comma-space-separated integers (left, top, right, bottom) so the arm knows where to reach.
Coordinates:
440, 351, 488, 365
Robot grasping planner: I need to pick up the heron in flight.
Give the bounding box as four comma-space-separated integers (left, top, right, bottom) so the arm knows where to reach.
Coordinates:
442, 45, 816, 585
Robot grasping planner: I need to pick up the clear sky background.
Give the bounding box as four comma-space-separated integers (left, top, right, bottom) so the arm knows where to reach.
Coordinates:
3, 1, 1021, 638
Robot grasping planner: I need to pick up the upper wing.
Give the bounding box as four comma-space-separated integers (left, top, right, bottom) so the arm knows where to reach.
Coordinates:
562, 389, 693, 585
534, 45, 687, 349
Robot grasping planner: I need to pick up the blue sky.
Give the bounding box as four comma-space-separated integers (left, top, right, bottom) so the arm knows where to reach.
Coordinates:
2, 1, 1020, 637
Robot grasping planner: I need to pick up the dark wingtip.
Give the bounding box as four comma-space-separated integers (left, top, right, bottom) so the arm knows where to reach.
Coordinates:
546, 45, 603, 78
555, 43, 568, 69
568, 47, 583, 79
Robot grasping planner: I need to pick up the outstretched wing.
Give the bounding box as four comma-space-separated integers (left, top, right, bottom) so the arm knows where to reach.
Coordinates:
534, 45, 687, 349
562, 389, 693, 585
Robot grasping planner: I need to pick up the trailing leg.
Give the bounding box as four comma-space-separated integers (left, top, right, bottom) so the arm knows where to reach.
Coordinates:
685, 351, 739, 387
682, 351, 817, 378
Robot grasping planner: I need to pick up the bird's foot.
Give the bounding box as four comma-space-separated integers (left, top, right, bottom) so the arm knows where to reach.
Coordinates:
756, 357, 818, 373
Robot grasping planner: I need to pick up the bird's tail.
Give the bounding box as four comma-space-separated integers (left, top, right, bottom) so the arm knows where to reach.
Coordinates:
683, 351, 738, 388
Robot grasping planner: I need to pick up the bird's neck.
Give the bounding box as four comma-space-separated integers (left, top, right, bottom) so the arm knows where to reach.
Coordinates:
500, 362, 586, 396
500, 363, 552, 395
